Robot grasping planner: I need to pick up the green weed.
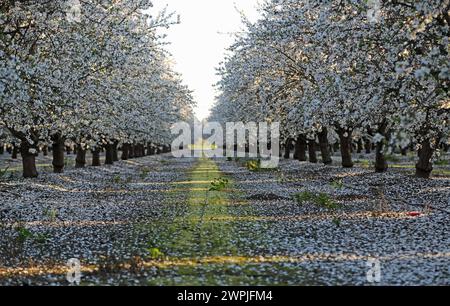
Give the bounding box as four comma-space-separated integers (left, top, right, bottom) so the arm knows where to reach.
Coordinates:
293, 191, 339, 210
209, 178, 229, 191
330, 179, 344, 189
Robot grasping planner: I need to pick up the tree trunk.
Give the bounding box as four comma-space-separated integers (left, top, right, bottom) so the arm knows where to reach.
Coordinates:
415, 138, 434, 179
374, 123, 389, 173
12, 144, 18, 159
121, 143, 129, 160
337, 128, 354, 168
20, 140, 38, 178
92, 149, 101, 167
318, 128, 332, 165
75, 145, 86, 168
142, 143, 148, 156
52, 136, 65, 173
293, 140, 299, 159
112, 141, 119, 162
137, 144, 142, 157
284, 138, 292, 159
42, 145, 48, 156
357, 139, 363, 154
308, 138, 318, 163
147, 143, 153, 156
295, 135, 307, 161
105, 143, 114, 165
129, 145, 135, 159
375, 141, 388, 173
364, 138, 371, 154
134, 144, 140, 157
0, 143, 3, 155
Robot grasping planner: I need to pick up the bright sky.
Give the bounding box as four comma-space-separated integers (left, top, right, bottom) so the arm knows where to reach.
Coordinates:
150, 0, 261, 121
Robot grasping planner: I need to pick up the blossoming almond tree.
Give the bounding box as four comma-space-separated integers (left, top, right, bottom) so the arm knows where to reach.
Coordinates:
211, 0, 449, 178
0, 0, 194, 178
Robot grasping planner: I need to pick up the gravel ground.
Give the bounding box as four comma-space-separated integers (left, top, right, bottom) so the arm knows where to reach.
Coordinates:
0, 151, 449, 285
217, 154, 450, 285
0, 153, 192, 285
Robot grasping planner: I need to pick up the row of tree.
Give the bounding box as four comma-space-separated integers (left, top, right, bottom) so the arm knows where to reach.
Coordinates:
210, 0, 449, 178
0, 1, 195, 178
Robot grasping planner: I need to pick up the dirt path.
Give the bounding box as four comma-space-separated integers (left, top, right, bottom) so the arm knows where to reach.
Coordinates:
138, 158, 312, 285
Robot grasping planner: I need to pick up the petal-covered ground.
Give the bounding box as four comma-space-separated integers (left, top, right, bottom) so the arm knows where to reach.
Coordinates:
0, 152, 449, 285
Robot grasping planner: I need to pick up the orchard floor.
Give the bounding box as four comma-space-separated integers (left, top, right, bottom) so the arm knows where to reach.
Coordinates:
0, 151, 449, 285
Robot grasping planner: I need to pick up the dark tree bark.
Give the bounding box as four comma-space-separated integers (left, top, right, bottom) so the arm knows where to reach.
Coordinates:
129, 145, 135, 159
20, 140, 38, 178
415, 138, 434, 179
105, 143, 114, 165
112, 141, 119, 162
284, 138, 292, 159
0, 143, 3, 155
295, 135, 307, 161
42, 145, 48, 156
75, 145, 86, 168
147, 143, 153, 156
92, 149, 101, 167
12, 144, 18, 159
308, 138, 318, 163
318, 128, 332, 165
121, 143, 129, 160
66, 146, 72, 155
357, 139, 363, 154
337, 128, 354, 168
375, 123, 388, 173
134, 144, 140, 157
364, 138, 371, 154
52, 136, 65, 173
6, 145, 12, 154
142, 143, 148, 156
375, 141, 388, 173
